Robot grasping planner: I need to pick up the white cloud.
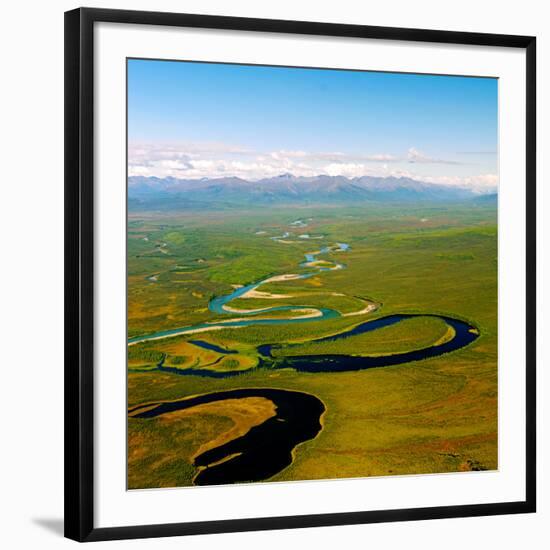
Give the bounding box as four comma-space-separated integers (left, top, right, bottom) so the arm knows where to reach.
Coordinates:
368, 153, 396, 161
407, 147, 461, 165
128, 141, 495, 192
419, 173, 499, 193
324, 163, 379, 178
129, 143, 404, 179
407, 147, 430, 163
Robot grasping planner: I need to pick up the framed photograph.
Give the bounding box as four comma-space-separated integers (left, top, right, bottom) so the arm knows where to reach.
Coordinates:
65, 7, 536, 542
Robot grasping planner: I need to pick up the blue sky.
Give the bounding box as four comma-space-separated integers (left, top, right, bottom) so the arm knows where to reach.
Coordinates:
128, 58, 498, 191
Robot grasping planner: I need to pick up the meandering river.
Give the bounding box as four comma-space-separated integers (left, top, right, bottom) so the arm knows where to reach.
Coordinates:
128, 244, 349, 346
129, 388, 325, 485
128, 240, 480, 485
259, 314, 478, 373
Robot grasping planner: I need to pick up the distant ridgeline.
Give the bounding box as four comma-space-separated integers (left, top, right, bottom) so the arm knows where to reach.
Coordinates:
128, 174, 498, 210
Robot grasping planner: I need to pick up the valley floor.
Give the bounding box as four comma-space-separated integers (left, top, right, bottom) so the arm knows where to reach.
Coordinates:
127, 202, 498, 489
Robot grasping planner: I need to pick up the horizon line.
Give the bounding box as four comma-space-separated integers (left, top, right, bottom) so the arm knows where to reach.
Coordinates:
127, 172, 499, 191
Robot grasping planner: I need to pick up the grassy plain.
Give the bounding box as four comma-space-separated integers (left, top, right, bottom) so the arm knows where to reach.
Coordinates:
128, 201, 498, 487
272, 316, 453, 357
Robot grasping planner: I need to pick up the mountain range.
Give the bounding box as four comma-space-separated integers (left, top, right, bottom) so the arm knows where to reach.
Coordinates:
128, 174, 496, 209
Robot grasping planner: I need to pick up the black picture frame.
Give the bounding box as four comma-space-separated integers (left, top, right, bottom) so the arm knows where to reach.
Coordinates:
65, 7, 537, 542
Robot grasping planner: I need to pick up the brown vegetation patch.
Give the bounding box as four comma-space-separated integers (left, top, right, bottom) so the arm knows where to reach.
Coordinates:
159, 397, 277, 459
